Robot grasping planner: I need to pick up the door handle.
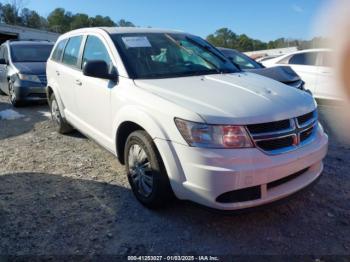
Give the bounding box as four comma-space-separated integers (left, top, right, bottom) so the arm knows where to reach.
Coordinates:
75, 79, 82, 86
56, 70, 60, 76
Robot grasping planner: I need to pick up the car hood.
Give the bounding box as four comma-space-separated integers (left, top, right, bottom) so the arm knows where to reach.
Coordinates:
13, 62, 46, 75
245, 66, 300, 84
134, 72, 316, 125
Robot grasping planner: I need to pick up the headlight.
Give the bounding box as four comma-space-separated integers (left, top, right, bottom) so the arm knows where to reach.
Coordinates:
174, 118, 253, 148
18, 74, 41, 82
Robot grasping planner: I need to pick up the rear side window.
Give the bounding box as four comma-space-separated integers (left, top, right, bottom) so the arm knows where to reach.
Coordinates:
288, 52, 318, 66
62, 36, 83, 67
51, 39, 67, 62
82, 35, 112, 66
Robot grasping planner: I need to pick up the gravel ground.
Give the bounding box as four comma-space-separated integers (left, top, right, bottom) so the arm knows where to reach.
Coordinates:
0, 94, 349, 257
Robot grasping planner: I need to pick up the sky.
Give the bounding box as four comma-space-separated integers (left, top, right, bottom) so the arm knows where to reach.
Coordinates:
24, 0, 327, 42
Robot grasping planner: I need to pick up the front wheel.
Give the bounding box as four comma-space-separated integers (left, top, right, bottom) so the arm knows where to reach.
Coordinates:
8, 82, 21, 107
49, 93, 73, 134
125, 130, 174, 209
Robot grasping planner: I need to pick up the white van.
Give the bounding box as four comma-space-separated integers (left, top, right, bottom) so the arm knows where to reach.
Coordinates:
46, 27, 328, 210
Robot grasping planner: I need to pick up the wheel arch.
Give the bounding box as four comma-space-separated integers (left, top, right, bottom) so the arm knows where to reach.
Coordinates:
114, 106, 169, 164
46, 85, 67, 118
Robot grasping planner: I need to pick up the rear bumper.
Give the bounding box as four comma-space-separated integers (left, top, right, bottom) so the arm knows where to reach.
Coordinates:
155, 127, 328, 210
13, 80, 47, 101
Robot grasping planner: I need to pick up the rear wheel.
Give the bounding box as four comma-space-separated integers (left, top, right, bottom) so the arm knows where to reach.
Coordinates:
125, 130, 173, 209
49, 93, 73, 134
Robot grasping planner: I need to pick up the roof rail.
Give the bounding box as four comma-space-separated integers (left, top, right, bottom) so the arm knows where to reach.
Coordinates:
8, 39, 54, 43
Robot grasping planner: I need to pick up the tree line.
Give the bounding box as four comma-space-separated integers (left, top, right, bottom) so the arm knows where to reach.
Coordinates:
206, 28, 329, 52
0, 1, 327, 51
0, 2, 134, 33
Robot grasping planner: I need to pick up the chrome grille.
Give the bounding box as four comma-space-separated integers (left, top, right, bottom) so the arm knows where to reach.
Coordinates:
247, 110, 318, 155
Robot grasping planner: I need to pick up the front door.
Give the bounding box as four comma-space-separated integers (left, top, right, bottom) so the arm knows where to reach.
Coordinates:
75, 35, 115, 149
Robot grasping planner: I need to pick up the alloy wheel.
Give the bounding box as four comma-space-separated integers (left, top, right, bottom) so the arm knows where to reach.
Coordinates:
128, 144, 154, 198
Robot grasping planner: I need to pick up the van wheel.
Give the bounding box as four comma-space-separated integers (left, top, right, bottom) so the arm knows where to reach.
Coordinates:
125, 130, 173, 209
8, 82, 21, 107
49, 93, 73, 134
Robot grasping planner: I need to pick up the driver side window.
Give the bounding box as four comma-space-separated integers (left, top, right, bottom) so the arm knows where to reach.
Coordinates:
82, 35, 112, 67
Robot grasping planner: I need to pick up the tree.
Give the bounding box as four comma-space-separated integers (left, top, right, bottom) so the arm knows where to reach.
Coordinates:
71, 13, 90, 29
206, 28, 237, 48
237, 34, 253, 51
21, 8, 43, 28
1, 3, 21, 25
117, 19, 134, 27
90, 15, 116, 27
47, 8, 72, 33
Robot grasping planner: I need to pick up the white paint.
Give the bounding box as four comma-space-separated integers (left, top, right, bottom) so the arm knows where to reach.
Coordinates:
46, 27, 329, 210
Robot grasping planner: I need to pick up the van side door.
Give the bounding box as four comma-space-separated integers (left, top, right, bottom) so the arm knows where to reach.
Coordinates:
74, 34, 115, 149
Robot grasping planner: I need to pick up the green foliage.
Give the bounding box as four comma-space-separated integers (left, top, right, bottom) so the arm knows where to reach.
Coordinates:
206, 27, 328, 52
0, 2, 133, 33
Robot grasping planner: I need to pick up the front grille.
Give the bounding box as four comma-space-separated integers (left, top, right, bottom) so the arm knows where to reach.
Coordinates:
256, 136, 294, 151
300, 126, 315, 142
28, 93, 46, 98
248, 110, 317, 154
297, 111, 315, 126
247, 119, 291, 134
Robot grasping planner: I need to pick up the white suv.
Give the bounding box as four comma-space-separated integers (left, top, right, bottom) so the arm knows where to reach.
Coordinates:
46, 27, 328, 210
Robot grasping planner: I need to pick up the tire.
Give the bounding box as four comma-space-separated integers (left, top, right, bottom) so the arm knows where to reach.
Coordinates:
125, 130, 174, 209
49, 93, 73, 134
8, 82, 21, 107
0, 86, 6, 95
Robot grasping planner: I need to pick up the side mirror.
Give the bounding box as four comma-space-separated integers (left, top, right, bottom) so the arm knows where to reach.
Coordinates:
0, 58, 6, 65
82, 60, 118, 80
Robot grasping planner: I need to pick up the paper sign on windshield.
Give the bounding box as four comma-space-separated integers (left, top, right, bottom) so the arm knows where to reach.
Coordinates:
122, 36, 151, 48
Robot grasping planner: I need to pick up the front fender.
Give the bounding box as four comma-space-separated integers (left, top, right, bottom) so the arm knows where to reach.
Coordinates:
113, 105, 170, 142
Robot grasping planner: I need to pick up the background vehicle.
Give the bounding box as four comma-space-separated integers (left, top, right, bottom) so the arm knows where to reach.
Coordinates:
262, 49, 338, 100
218, 47, 307, 91
0, 40, 54, 106
46, 27, 328, 211
256, 54, 282, 63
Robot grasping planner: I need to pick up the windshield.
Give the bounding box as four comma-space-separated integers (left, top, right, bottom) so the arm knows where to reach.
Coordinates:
112, 33, 239, 79
10, 44, 53, 63
220, 49, 263, 70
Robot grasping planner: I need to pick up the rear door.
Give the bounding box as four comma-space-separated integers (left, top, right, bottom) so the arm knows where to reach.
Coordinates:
58, 35, 84, 119
285, 52, 318, 94
75, 34, 115, 148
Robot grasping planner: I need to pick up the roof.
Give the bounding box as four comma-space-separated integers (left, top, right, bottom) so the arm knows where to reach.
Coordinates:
100, 27, 185, 34
8, 40, 54, 46
60, 27, 185, 37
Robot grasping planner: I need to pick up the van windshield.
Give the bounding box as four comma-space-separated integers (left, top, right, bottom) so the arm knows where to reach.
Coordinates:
112, 33, 239, 79
10, 44, 53, 63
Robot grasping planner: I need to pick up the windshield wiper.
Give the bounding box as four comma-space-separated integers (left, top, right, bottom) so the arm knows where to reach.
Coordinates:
165, 34, 221, 74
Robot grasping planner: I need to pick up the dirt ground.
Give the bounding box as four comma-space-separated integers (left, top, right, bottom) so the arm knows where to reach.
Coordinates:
0, 94, 349, 257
